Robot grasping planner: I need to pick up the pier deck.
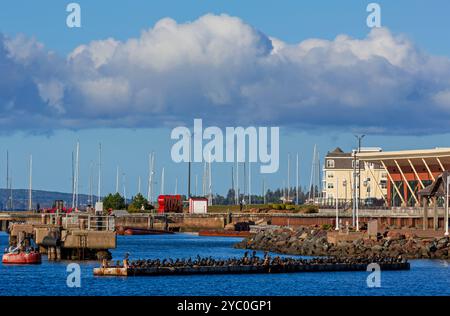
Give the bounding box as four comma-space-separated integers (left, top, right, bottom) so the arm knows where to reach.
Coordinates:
93, 262, 410, 277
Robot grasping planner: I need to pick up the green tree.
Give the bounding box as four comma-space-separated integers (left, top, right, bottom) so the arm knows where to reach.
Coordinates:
103, 193, 126, 210
128, 193, 153, 213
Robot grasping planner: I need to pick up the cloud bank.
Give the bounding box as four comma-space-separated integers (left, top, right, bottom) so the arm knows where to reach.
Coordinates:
1, 13, 450, 134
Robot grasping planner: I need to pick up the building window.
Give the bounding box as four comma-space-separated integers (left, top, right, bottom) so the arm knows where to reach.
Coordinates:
381, 172, 388, 178
326, 159, 335, 168
352, 160, 360, 168
327, 183, 334, 189
380, 180, 387, 189
327, 172, 334, 179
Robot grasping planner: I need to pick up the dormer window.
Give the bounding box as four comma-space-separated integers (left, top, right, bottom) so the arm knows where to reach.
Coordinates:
326, 159, 335, 168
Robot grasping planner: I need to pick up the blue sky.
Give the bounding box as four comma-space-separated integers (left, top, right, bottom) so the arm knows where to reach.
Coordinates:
1, 0, 450, 197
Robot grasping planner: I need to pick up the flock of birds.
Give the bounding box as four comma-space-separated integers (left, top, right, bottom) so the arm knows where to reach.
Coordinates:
104, 251, 406, 269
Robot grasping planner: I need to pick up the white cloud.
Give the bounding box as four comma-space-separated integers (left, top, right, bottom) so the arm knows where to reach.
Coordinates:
1, 14, 450, 134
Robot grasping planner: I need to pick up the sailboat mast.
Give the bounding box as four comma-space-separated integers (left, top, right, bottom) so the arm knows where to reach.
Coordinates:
231, 166, 234, 203
262, 178, 266, 205
116, 166, 119, 193
248, 161, 251, 205
287, 153, 290, 202
97, 143, 102, 202
75, 141, 80, 210
6, 151, 9, 210
208, 153, 212, 205
195, 174, 198, 196
161, 167, 165, 195
147, 152, 155, 202
138, 176, 141, 195
236, 147, 239, 205
28, 155, 32, 211
296, 153, 299, 205
122, 172, 127, 204
89, 160, 94, 206
308, 145, 316, 201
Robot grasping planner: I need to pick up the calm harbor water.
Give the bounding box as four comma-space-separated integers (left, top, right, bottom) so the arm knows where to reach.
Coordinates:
0, 232, 449, 296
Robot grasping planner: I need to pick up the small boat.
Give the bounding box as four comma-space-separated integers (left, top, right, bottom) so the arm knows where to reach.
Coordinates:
2, 248, 42, 265
198, 230, 251, 237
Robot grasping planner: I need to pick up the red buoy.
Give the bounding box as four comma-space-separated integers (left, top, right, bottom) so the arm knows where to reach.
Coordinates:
2, 251, 42, 264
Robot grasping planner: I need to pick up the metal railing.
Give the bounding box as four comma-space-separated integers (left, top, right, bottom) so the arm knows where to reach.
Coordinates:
44, 213, 115, 231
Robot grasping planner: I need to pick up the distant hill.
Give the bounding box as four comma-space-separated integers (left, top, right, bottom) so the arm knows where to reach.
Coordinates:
0, 189, 96, 210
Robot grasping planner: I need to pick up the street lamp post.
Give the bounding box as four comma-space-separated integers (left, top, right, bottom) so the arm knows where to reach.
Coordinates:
445, 175, 449, 237
335, 177, 339, 231
354, 134, 365, 231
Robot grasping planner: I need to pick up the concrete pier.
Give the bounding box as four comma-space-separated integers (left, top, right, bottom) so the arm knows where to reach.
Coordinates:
94, 262, 410, 277
5, 213, 116, 260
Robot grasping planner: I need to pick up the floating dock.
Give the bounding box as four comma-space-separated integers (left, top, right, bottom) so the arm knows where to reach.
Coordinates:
93, 262, 410, 277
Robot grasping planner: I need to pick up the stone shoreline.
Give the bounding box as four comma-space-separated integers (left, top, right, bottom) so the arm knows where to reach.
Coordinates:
234, 226, 450, 259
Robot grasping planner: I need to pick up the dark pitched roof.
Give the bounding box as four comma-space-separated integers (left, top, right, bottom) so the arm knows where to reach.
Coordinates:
326, 147, 352, 158
418, 171, 450, 198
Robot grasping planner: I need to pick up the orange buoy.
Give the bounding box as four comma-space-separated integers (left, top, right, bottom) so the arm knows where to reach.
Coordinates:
2, 251, 42, 264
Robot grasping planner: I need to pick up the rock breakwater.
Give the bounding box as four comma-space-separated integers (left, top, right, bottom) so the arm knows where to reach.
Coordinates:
235, 226, 450, 259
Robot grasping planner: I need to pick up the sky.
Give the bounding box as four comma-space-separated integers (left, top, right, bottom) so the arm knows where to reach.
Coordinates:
1, 0, 450, 198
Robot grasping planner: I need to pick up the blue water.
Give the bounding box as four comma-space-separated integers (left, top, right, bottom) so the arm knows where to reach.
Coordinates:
0, 232, 449, 296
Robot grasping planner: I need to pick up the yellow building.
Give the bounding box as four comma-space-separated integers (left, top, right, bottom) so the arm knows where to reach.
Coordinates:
322, 147, 387, 204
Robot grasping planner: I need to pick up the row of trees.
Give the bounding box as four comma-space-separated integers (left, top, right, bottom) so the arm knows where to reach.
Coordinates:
102, 193, 154, 213
214, 187, 312, 205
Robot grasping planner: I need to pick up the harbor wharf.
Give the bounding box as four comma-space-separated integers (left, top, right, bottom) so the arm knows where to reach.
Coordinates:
2, 209, 447, 234
111, 210, 448, 232
1, 213, 116, 260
